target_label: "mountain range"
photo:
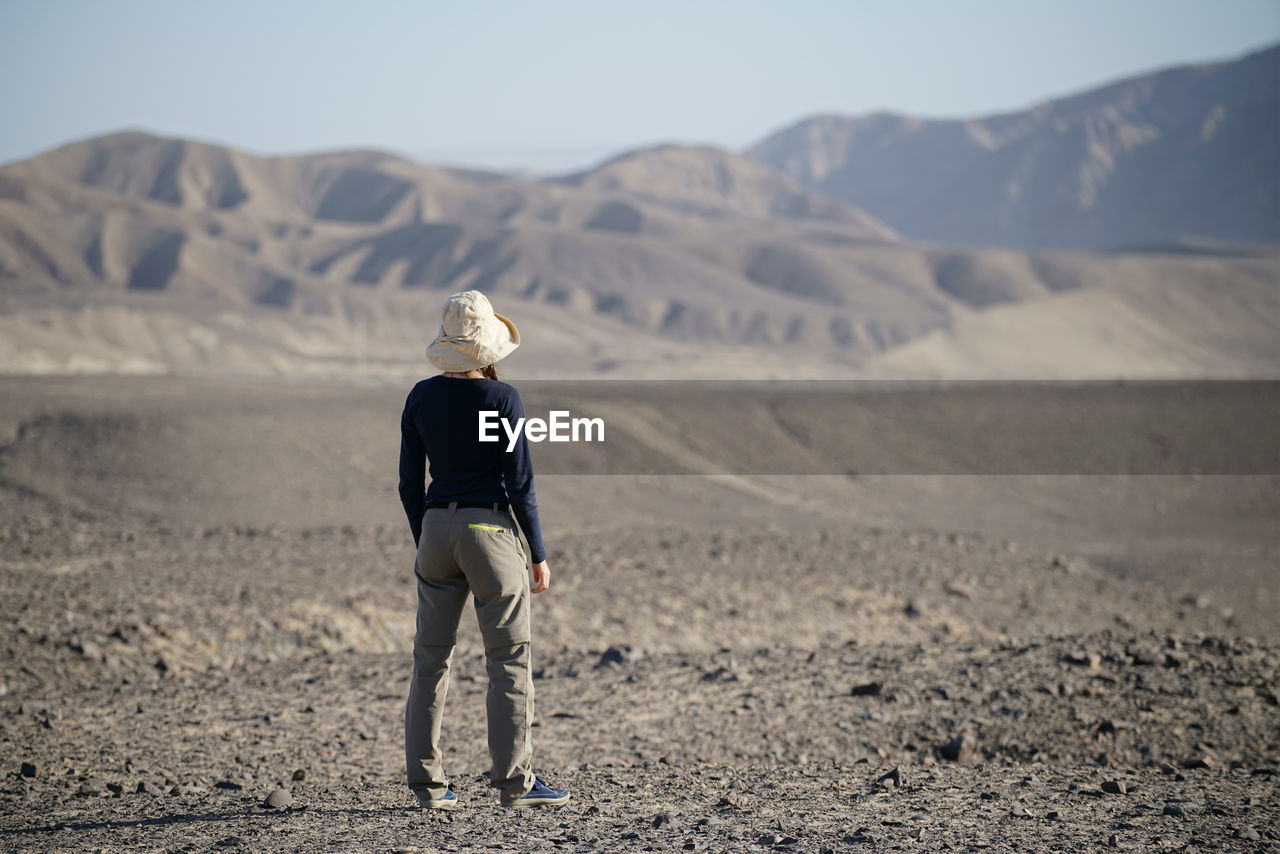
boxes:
[749,42,1279,251]
[0,44,1276,380]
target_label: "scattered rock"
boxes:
[19,762,36,778]
[701,667,738,683]
[875,766,902,788]
[1101,780,1127,795]
[1064,650,1102,669]
[1162,803,1186,817]
[596,644,641,668]
[850,683,882,697]
[1009,805,1033,818]
[756,834,798,847]
[1233,826,1261,841]
[135,781,162,795]
[717,794,751,810]
[291,769,306,781]
[1128,648,1160,666]
[1183,755,1214,770]
[214,780,242,790]
[944,580,975,599]
[1107,833,1119,848]
[938,733,979,764]
[76,641,105,662]
[263,788,293,809]
[903,601,921,619]
[19,701,50,717]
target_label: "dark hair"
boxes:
[481,364,499,380]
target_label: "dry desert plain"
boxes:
[0,375,1278,853]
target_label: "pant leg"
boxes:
[405,521,470,798]
[485,641,535,802]
[452,508,535,801]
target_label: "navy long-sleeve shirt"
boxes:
[398,375,547,564]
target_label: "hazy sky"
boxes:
[2,0,1277,171]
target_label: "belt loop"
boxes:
[448,501,458,515]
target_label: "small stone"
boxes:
[1010,805,1033,818]
[1183,755,1214,770]
[876,766,902,788]
[1064,651,1102,669]
[850,683,882,697]
[291,769,306,781]
[1162,803,1186,817]
[135,781,162,795]
[1234,826,1260,841]
[264,788,293,809]
[938,733,979,763]
[1107,833,1119,848]
[77,641,105,663]
[19,762,36,778]
[717,794,751,810]
[596,645,641,668]
[903,601,921,619]
[1129,649,1159,666]
[214,780,242,790]
[651,813,669,829]
[944,580,975,599]
[1101,780,1127,795]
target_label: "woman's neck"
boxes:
[442,370,484,379]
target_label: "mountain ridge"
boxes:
[747,42,1280,250]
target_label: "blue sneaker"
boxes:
[415,788,458,810]
[503,776,570,808]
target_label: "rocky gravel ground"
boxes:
[1,502,1277,852]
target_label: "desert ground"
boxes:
[0,375,1277,853]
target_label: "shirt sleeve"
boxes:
[500,388,547,564]
[398,389,427,546]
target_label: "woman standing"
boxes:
[399,290,569,810]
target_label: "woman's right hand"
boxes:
[531,560,550,594]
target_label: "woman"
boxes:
[399,290,569,810]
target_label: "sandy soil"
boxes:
[1,377,1277,852]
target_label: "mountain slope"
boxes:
[748,43,1280,250]
[550,144,897,238]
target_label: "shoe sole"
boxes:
[502,793,570,808]
[416,796,459,810]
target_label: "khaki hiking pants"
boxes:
[405,503,535,804]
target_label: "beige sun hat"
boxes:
[425,290,520,371]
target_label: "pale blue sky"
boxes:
[2,0,1277,171]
